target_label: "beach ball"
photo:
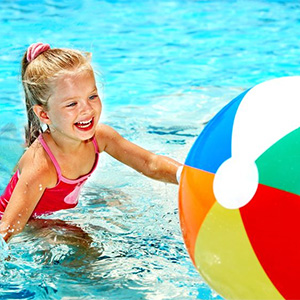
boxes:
[179,76,300,300]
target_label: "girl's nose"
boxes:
[80,100,93,114]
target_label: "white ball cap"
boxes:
[213,158,259,209]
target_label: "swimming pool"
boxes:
[0,0,299,299]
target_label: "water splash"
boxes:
[0,235,9,260]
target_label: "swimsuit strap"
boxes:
[38,135,63,180]
[92,136,100,153]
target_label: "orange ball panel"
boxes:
[179,165,216,264]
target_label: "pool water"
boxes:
[1,0,300,299]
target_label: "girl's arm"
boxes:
[96,124,182,184]
[0,148,56,242]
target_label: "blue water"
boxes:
[0,0,299,299]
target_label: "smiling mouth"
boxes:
[75,118,94,130]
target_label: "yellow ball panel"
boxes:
[194,203,284,300]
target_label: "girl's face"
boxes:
[45,69,102,143]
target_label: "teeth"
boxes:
[77,118,92,125]
[76,118,93,128]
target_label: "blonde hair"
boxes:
[21,47,92,146]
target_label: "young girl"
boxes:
[0,42,182,243]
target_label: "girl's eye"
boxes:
[66,102,77,107]
[89,94,98,100]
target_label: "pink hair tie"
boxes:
[26,42,51,62]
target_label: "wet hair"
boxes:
[21,47,92,146]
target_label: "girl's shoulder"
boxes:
[94,123,120,152]
[17,138,57,188]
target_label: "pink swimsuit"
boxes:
[0,135,99,218]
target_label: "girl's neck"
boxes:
[44,131,87,155]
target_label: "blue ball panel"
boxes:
[185,89,249,174]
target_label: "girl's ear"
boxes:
[33,105,51,125]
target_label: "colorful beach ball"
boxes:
[179,76,300,300]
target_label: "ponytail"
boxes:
[21,52,43,146]
[24,98,43,146]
